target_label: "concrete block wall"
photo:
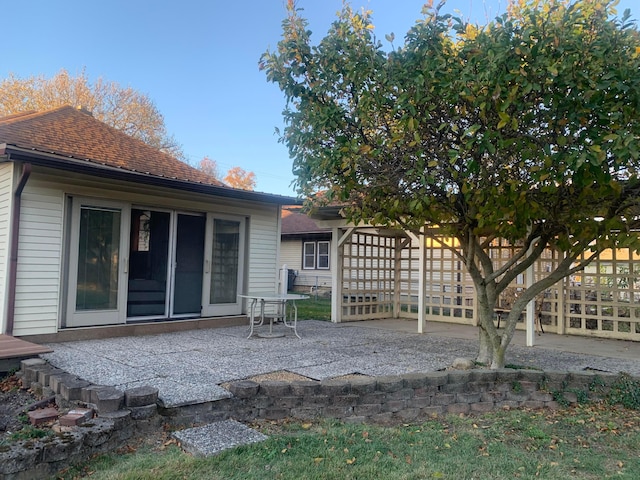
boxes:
[223,369,621,424]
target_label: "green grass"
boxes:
[59,404,640,479]
[296,297,332,321]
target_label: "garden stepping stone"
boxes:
[172,419,268,457]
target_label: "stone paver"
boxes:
[173,420,268,456]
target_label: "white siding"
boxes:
[0,162,14,333]
[12,182,63,336]
[280,238,333,292]
[246,209,280,293]
[11,168,283,335]
[280,240,302,271]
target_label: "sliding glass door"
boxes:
[66,198,245,326]
[127,209,171,318]
[171,213,205,316]
[201,214,245,316]
[67,199,128,327]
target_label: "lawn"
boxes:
[296,296,332,322]
[59,404,640,479]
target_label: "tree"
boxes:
[0,68,184,159]
[198,156,222,179]
[224,166,257,190]
[261,0,640,367]
[197,157,257,190]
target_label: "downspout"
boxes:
[5,162,32,335]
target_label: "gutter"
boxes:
[5,161,31,335]
[2,144,302,206]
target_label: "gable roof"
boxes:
[0,106,299,205]
[281,207,331,235]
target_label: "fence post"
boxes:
[280,264,288,294]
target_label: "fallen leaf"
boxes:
[314,457,324,464]
[346,457,356,465]
[301,423,312,430]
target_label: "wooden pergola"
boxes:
[316,218,640,345]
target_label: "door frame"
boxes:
[126,206,173,321]
[169,211,206,318]
[66,197,130,327]
[201,213,246,317]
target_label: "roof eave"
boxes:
[1,144,301,205]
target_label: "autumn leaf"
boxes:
[346,457,357,465]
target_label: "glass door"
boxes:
[201,215,245,316]
[126,209,171,318]
[171,213,206,316]
[67,199,128,327]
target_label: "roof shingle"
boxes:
[0,105,224,186]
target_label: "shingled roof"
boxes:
[0,106,299,204]
[281,208,331,235]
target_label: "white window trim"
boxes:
[303,241,316,269]
[303,240,330,270]
[317,240,330,270]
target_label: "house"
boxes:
[0,106,298,338]
[280,207,332,295]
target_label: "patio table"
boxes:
[238,292,309,339]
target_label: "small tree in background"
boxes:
[262,0,640,367]
[197,157,257,190]
[198,156,222,179]
[224,166,257,190]
[0,68,184,159]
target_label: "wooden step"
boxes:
[0,334,53,360]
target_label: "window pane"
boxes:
[303,242,316,269]
[76,207,121,310]
[210,219,240,304]
[318,241,330,269]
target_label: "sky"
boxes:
[2,0,637,197]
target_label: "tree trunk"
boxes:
[476,302,507,369]
[477,325,493,366]
[491,344,506,369]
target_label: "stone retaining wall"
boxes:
[3,359,634,479]
[162,369,624,426]
[0,359,161,480]
[228,369,621,424]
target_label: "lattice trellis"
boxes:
[341,229,395,320]
[337,227,640,340]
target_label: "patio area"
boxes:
[39,319,640,409]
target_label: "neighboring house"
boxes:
[280,208,332,294]
[0,106,298,338]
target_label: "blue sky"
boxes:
[2,1,637,197]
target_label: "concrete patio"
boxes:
[40,319,640,409]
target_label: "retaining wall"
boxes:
[161,369,622,427]
[2,359,633,479]
[0,359,161,480]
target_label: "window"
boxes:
[303,241,330,270]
